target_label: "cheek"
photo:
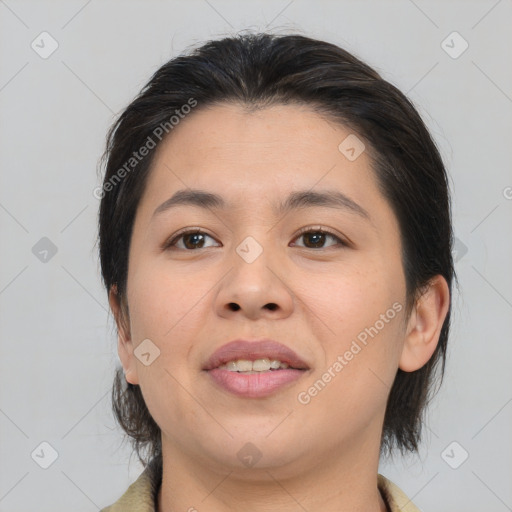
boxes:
[304,261,400,338]
[300,260,404,389]
[127,259,214,341]
[126,261,212,421]
[298,277,404,435]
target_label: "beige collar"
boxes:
[101,460,421,512]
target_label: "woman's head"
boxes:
[98,32,454,469]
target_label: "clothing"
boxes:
[100,457,420,512]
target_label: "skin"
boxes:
[109,103,450,512]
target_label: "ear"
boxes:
[108,285,139,385]
[399,275,450,372]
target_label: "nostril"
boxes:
[265,303,278,311]
[228,303,240,311]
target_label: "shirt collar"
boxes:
[102,458,420,512]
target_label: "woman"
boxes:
[98,32,454,511]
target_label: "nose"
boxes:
[214,240,294,321]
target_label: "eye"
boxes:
[164,229,220,250]
[291,227,348,249]
[163,226,348,251]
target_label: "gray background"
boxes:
[1,1,511,510]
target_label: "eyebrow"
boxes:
[152,188,371,221]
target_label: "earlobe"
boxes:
[117,338,139,385]
[399,275,450,372]
[108,285,139,385]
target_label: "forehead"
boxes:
[154,102,356,164]
[142,102,384,214]
[129,102,404,284]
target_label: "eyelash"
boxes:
[163,226,348,251]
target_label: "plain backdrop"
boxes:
[1,1,511,511]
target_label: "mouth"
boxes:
[202,339,310,398]
[203,339,310,371]
[216,358,301,373]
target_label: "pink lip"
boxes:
[202,339,310,371]
[202,339,310,398]
[207,368,305,398]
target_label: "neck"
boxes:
[156,431,388,512]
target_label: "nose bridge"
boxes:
[231,230,281,291]
[214,229,294,319]
[235,233,268,266]
[229,206,280,266]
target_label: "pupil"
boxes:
[305,232,325,248]
[182,232,326,249]
[185,233,204,249]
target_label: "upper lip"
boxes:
[203,339,310,371]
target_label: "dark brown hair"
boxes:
[98,31,456,466]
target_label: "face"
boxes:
[114,103,411,476]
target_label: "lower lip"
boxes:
[206,368,306,398]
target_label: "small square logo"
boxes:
[441,32,469,59]
[441,441,469,469]
[237,442,262,467]
[236,236,263,264]
[452,237,468,263]
[32,237,58,263]
[31,441,59,469]
[134,338,161,366]
[338,134,365,161]
[31,31,59,59]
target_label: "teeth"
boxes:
[218,359,290,372]
[252,358,271,371]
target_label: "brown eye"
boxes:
[165,230,220,250]
[292,228,346,249]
